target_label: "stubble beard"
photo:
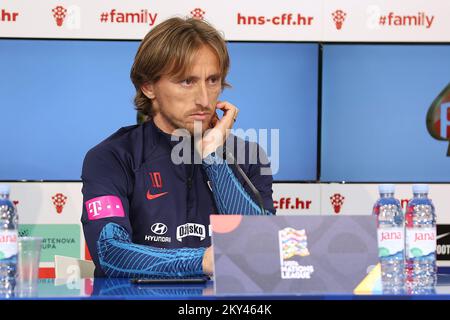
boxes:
[155,107,214,136]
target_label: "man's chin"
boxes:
[185,120,211,135]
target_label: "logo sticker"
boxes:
[330,193,345,214]
[146,191,168,201]
[279,228,310,260]
[426,83,450,156]
[147,172,168,200]
[52,6,67,27]
[151,223,168,235]
[278,227,314,279]
[52,193,67,214]
[85,195,124,220]
[331,9,346,30]
[191,8,205,20]
[145,223,171,243]
[176,223,206,242]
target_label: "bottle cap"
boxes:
[412,184,429,194]
[378,184,395,194]
[0,184,10,195]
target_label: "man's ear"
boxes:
[141,83,155,99]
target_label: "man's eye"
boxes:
[209,77,219,85]
[181,78,194,86]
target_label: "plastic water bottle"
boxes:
[405,184,437,289]
[372,184,405,293]
[0,185,18,298]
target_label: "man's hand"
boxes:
[202,246,214,276]
[198,101,239,159]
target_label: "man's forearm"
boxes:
[97,222,206,278]
[202,152,272,215]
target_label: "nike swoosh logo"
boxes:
[146,191,168,200]
[437,232,450,240]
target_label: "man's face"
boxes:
[143,45,222,135]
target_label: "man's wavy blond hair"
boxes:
[130,17,230,118]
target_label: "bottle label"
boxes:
[406,227,436,258]
[377,227,404,257]
[0,230,18,259]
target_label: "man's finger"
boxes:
[210,112,219,128]
[216,101,235,111]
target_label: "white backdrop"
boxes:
[0,0,449,41]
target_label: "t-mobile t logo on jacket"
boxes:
[85,195,125,220]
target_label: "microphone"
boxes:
[223,150,267,215]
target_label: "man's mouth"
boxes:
[190,112,209,121]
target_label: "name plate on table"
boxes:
[210,215,378,295]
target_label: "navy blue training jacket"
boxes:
[81,120,275,277]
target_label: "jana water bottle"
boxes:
[372,184,405,292]
[405,184,437,289]
[0,185,18,298]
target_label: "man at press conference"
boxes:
[80,17,275,278]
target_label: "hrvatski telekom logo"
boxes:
[426,83,450,156]
[52,6,67,27]
[190,8,205,20]
[330,193,345,214]
[331,9,346,30]
[52,193,67,214]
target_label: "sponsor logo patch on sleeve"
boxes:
[85,195,125,220]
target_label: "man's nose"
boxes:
[195,82,209,108]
